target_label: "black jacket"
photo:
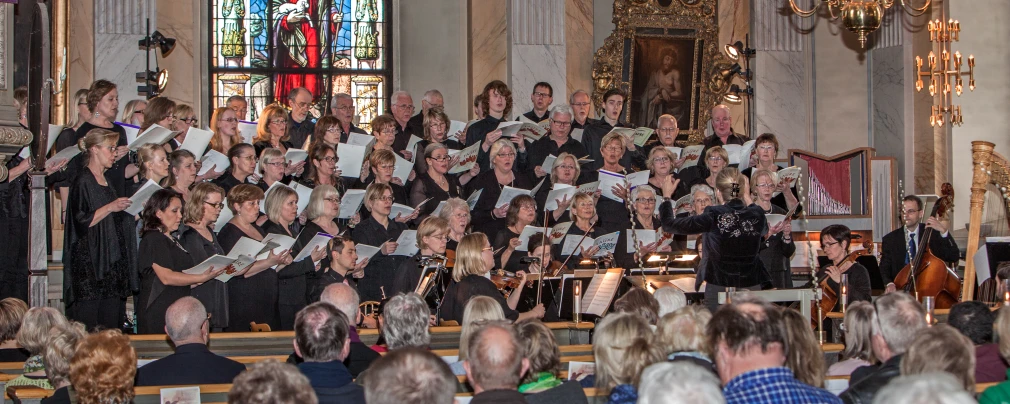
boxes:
[840,355,902,404]
[134,343,245,386]
[878,224,960,285]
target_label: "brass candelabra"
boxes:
[914,14,975,127]
[788,0,931,48]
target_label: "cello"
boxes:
[893,183,961,308]
[812,239,874,324]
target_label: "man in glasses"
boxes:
[526,104,587,181]
[569,89,596,130]
[406,89,443,137]
[700,104,749,164]
[878,195,960,289]
[389,90,417,156]
[286,87,316,149]
[329,93,369,141]
[518,82,554,123]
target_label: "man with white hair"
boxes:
[653,286,687,317]
[406,89,443,136]
[389,90,416,155]
[840,291,927,404]
[135,297,245,386]
[526,104,588,180]
[639,362,725,404]
[878,373,977,404]
[329,93,368,141]
[569,90,595,129]
[381,293,431,350]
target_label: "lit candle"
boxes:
[573,280,582,323]
[923,296,935,326]
[725,287,736,305]
[840,274,849,313]
[1003,279,1010,307]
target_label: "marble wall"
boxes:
[67,0,94,98]
[509,0,567,117]
[93,0,156,111]
[155,0,203,114]
[396,0,469,119]
[869,45,905,185]
[751,0,811,152]
[469,0,508,109]
[565,0,594,107]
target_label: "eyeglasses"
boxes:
[204,201,225,210]
[635,198,656,204]
[758,145,776,151]
[556,164,576,170]
[269,119,287,125]
[756,183,775,188]
[519,204,535,211]
[177,117,198,125]
[497,153,516,159]
[707,156,725,162]
[395,104,416,111]
[265,161,288,167]
[652,157,671,163]
[374,196,394,202]
[133,110,145,115]
[428,121,447,130]
[533,91,552,98]
[427,155,450,162]
[325,127,340,133]
[571,102,590,107]
[321,156,337,163]
[324,197,341,203]
[377,164,395,170]
[294,102,311,109]
[336,105,355,111]
[902,209,921,215]
[238,155,256,161]
[604,146,623,153]
[552,120,571,127]
[380,128,396,135]
[220,117,238,123]
[822,240,840,248]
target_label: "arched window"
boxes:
[209,0,391,130]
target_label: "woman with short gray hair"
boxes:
[380,293,431,350]
[465,138,533,235]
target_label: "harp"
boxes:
[963,141,1010,301]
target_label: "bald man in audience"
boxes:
[464,321,530,404]
[289,283,380,377]
[294,302,365,404]
[363,347,458,404]
[135,297,245,386]
[840,291,927,404]
[710,295,841,404]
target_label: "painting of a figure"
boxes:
[270,0,349,103]
[630,36,696,129]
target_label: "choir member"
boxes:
[464,80,518,172]
[465,138,532,235]
[527,104,587,183]
[683,146,728,191]
[816,224,872,310]
[253,104,295,157]
[410,143,463,224]
[407,89,443,138]
[581,132,632,236]
[209,106,243,155]
[494,195,538,272]
[358,149,415,220]
[296,184,358,271]
[256,148,295,192]
[75,80,134,197]
[300,143,345,194]
[166,103,197,151]
[752,169,796,289]
[582,88,635,170]
[533,152,580,225]
[311,236,368,302]
[218,184,290,331]
[120,99,146,126]
[226,95,248,125]
[440,233,544,324]
[740,133,800,213]
[557,192,602,269]
[437,197,471,252]
[615,186,671,269]
[310,115,341,149]
[392,216,450,295]
[63,129,138,331]
[330,93,369,140]
[139,97,176,134]
[369,114,401,156]
[701,105,748,151]
[389,91,417,156]
[136,189,224,334]
[352,183,410,302]
[177,183,235,331]
[412,106,463,176]
[53,89,91,217]
[645,146,688,200]
[519,82,553,122]
[285,87,316,150]
[213,143,256,194]
[262,184,326,330]
[569,90,595,129]
[128,144,169,196]
[163,150,198,202]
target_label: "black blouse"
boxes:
[410,171,462,224]
[263,220,315,310]
[351,215,408,302]
[816,261,872,312]
[440,274,518,323]
[137,230,195,334]
[76,122,130,196]
[217,222,279,331]
[465,169,533,236]
[177,224,230,329]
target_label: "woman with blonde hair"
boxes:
[581,132,633,236]
[593,312,663,403]
[449,295,505,375]
[465,138,533,235]
[392,216,450,295]
[296,184,356,270]
[0,298,28,361]
[351,183,410,302]
[263,184,325,330]
[70,329,137,404]
[902,324,976,393]
[752,168,795,289]
[53,89,93,151]
[209,106,243,154]
[782,307,827,387]
[557,192,602,269]
[64,128,138,331]
[162,149,198,202]
[255,147,295,192]
[6,307,69,389]
[533,152,580,224]
[120,100,148,129]
[689,146,729,190]
[656,305,714,373]
[440,233,544,324]
[128,144,170,196]
[253,104,293,157]
[740,133,800,213]
[42,322,88,402]
[827,301,877,376]
[177,182,238,331]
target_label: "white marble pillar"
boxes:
[869,7,907,183]
[508,0,567,117]
[94,0,156,107]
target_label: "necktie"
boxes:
[906,234,917,264]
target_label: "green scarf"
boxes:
[518,372,563,394]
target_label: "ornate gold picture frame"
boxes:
[592,0,731,145]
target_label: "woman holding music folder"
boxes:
[556,192,602,270]
[466,138,533,235]
[136,189,224,334]
[740,133,800,214]
[579,132,633,236]
[75,80,133,197]
[217,184,290,331]
[493,194,539,272]
[262,184,326,330]
[352,183,411,302]
[752,169,796,289]
[410,143,464,224]
[213,143,257,194]
[392,216,451,296]
[300,143,348,195]
[253,104,294,157]
[296,185,358,272]
[614,186,672,269]
[177,183,236,331]
[256,148,295,192]
[534,152,581,225]
[440,233,545,324]
[438,197,471,252]
[209,106,243,155]
[659,168,788,312]
[412,107,462,176]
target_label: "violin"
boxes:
[441,249,456,268]
[490,269,534,298]
[812,239,874,324]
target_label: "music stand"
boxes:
[554,273,598,321]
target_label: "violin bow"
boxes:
[536,208,550,306]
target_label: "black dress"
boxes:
[253,140,295,157]
[217,222,279,331]
[177,224,230,330]
[579,169,633,236]
[756,204,796,289]
[465,169,533,236]
[213,172,247,195]
[264,220,316,331]
[410,171,462,224]
[137,231,195,334]
[63,170,137,331]
[493,227,525,271]
[76,122,130,196]
[351,215,408,302]
[440,274,518,323]
[816,261,872,311]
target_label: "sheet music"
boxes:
[633,127,654,147]
[466,189,482,210]
[355,244,381,265]
[259,182,286,213]
[214,206,234,233]
[449,142,480,174]
[125,180,162,216]
[545,184,575,211]
[237,121,258,144]
[561,234,595,257]
[336,143,366,178]
[627,229,657,251]
[665,146,682,159]
[388,203,415,220]
[338,189,366,219]
[517,225,543,251]
[541,154,558,172]
[391,230,419,256]
[680,145,705,168]
[51,145,82,163]
[494,186,530,208]
[549,222,573,244]
[765,214,786,229]
[118,123,139,145]
[183,254,241,283]
[284,149,309,166]
[598,170,649,202]
[393,152,414,184]
[180,127,214,159]
[430,201,447,216]
[293,232,333,262]
[347,132,374,147]
[290,182,313,215]
[736,140,757,169]
[199,149,231,175]
[570,128,584,143]
[974,244,991,285]
[129,124,178,150]
[581,268,623,316]
[405,135,423,161]
[495,121,523,138]
[448,120,467,141]
[593,231,621,257]
[530,178,546,197]
[257,233,297,262]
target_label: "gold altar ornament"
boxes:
[788,0,931,48]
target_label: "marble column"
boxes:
[67,0,94,99]
[93,0,156,108]
[719,0,750,137]
[565,0,593,105]
[156,0,203,115]
[751,0,812,152]
[508,0,567,117]
[468,0,508,112]
[869,7,907,187]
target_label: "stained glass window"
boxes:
[209,0,391,130]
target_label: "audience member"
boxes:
[135,297,245,386]
[594,312,663,404]
[947,300,1007,383]
[655,305,714,374]
[709,294,841,404]
[228,360,318,404]
[900,324,975,393]
[303,283,380,377]
[0,297,28,361]
[653,287,687,317]
[293,302,365,404]
[840,291,926,404]
[875,373,976,404]
[381,293,431,351]
[781,307,826,388]
[362,347,457,404]
[827,301,877,377]
[464,321,529,404]
[638,362,726,404]
[613,287,660,326]
[8,307,69,389]
[980,307,1010,404]
[40,322,87,404]
[69,330,137,404]
[452,295,505,375]
[516,319,589,404]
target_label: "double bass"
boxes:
[893,183,961,308]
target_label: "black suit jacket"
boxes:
[878,224,960,285]
[135,343,245,386]
[840,355,902,404]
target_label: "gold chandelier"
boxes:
[914,11,975,126]
[788,0,931,48]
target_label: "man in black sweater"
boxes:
[878,195,960,289]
